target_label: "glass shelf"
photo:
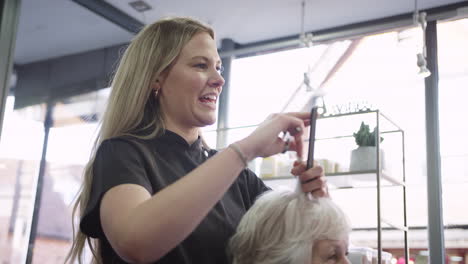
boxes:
[261,170,405,190]
[381,217,409,232]
[257,110,408,264]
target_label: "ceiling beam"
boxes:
[220,1,468,58]
[71,1,468,60]
[71,0,144,34]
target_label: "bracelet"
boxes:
[228,143,249,167]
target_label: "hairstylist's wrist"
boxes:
[234,139,255,164]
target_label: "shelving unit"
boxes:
[261,110,409,264]
[264,169,405,189]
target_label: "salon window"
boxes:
[0,97,45,263]
[227,19,468,261]
[226,43,344,143]
[0,89,109,263]
[437,17,468,262]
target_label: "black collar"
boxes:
[155,130,203,152]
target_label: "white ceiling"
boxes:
[14,0,134,64]
[13,0,466,65]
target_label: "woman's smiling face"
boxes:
[158,32,225,130]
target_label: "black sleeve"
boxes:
[80,138,153,238]
[244,169,271,207]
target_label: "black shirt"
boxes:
[80,130,270,264]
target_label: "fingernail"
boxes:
[295,127,302,133]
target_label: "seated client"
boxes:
[229,189,351,264]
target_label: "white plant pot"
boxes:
[350,146,384,172]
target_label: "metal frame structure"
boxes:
[216,38,235,149]
[263,109,409,263]
[72,0,144,33]
[0,0,21,141]
[323,110,409,264]
[424,21,446,264]
[375,110,409,264]
[25,103,55,264]
[218,2,468,59]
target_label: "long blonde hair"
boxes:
[65,17,214,264]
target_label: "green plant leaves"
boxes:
[353,121,383,146]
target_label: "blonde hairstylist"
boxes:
[66,17,328,264]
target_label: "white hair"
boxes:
[228,190,351,264]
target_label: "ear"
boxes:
[151,79,161,91]
[152,71,167,92]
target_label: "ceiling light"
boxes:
[299,0,313,47]
[415,13,431,78]
[129,0,152,12]
[413,0,431,78]
[417,53,431,78]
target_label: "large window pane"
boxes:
[29,89,109,264]
[228,42,351,128]
[229,27,428,262]
[0,97,45,263]
[322,28,427,262]
[438,17,468,262]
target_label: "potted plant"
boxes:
[349,122,384,171]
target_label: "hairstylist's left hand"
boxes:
[290,161,329,198]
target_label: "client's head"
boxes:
[229,190,351,264]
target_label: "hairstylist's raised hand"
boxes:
[290,161,329,198]
[236,112,310,162]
